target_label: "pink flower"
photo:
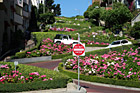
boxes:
[137,62,140,66]
[41,75,46,78]
[29,77,33,79]
[21,76,25,79]
[26,78,28,81]
[43,79,47,81]
[49,78,53,80]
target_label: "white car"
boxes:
[106,39,132,48]
[54,34,80,44]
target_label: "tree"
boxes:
[130,21,140,39]
[39,12,55,24]
[29,6,38,31]
[101,3,133,31]
[89,8,104,26]
[54,4,61,16]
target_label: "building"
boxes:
[31,0,45,9]
[131,12,140,26]
[0,0,31,57]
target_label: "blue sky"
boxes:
[54,0,92,17]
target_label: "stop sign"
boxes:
[73,44,85,56]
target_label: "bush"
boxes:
[39,12,55,24]
[58,62,140,88]
[0,62,70,92]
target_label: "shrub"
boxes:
[58,62,140,88]
[0,62,70,92]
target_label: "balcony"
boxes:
[15,0,23,7]
[23,10,29,18]
[14,13,23,25]
[0,0,6,10]
[23,0,29,4]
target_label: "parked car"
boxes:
[106,39,132,48]
[54,34,80,44]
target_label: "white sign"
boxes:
[73,44,85,56]
[14,61,18,66]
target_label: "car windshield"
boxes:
[69,35,72,39]
[54,35,63,39]
[121,40,128,43]
[111,41,120,45]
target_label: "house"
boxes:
[0,0,31,57]
[131,12,140,26]
[31,0,45,9]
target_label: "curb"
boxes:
[73,79,140,91]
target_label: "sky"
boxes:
[54,0,92,17]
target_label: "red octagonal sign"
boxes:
[73,44,85,56]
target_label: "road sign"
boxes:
[73,44,85,56]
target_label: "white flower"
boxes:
[128,71,132,74]
[107,62,110,66]
[89,71,92,74]
[111,62,115,65]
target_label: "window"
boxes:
[121,40,128,44]
[19,0,22,4]
[16,5,22,16]
[69,35,72,39]
[23,2,28,12]
[111,41,120,45]
[54,35,62,39]
[63,36,68,40]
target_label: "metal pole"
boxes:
[77,56,80,90]
[77,33,80,90]
[15,65,16,71]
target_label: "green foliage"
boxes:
[0,62,70,92]
[39,12,55,24]
[58,64,140,88]
[54,4,61,16]
[130,21,140,39]
[15,51,26,58]
[52,53,72,59]
[84,11,89,18]
[101,3,133,30]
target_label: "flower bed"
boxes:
[0,62,70,92]
[0,64,53,84]
[49,27,76,32]
[81,40,109,46]
[26,38,72,58]
[64,47,140,81]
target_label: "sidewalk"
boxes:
[18,83,86,93]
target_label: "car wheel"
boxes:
[56,41,61,44]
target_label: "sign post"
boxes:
[14,61,18,71]
[73,33,85,91]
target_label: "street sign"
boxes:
[73,44,85,56]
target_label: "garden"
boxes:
[58,45,140,88]
[0,61,70,92]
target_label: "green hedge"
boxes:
[52,53,72,59]
[0,62,70,92]
[58,62,140,88]
[0,78,68,92]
